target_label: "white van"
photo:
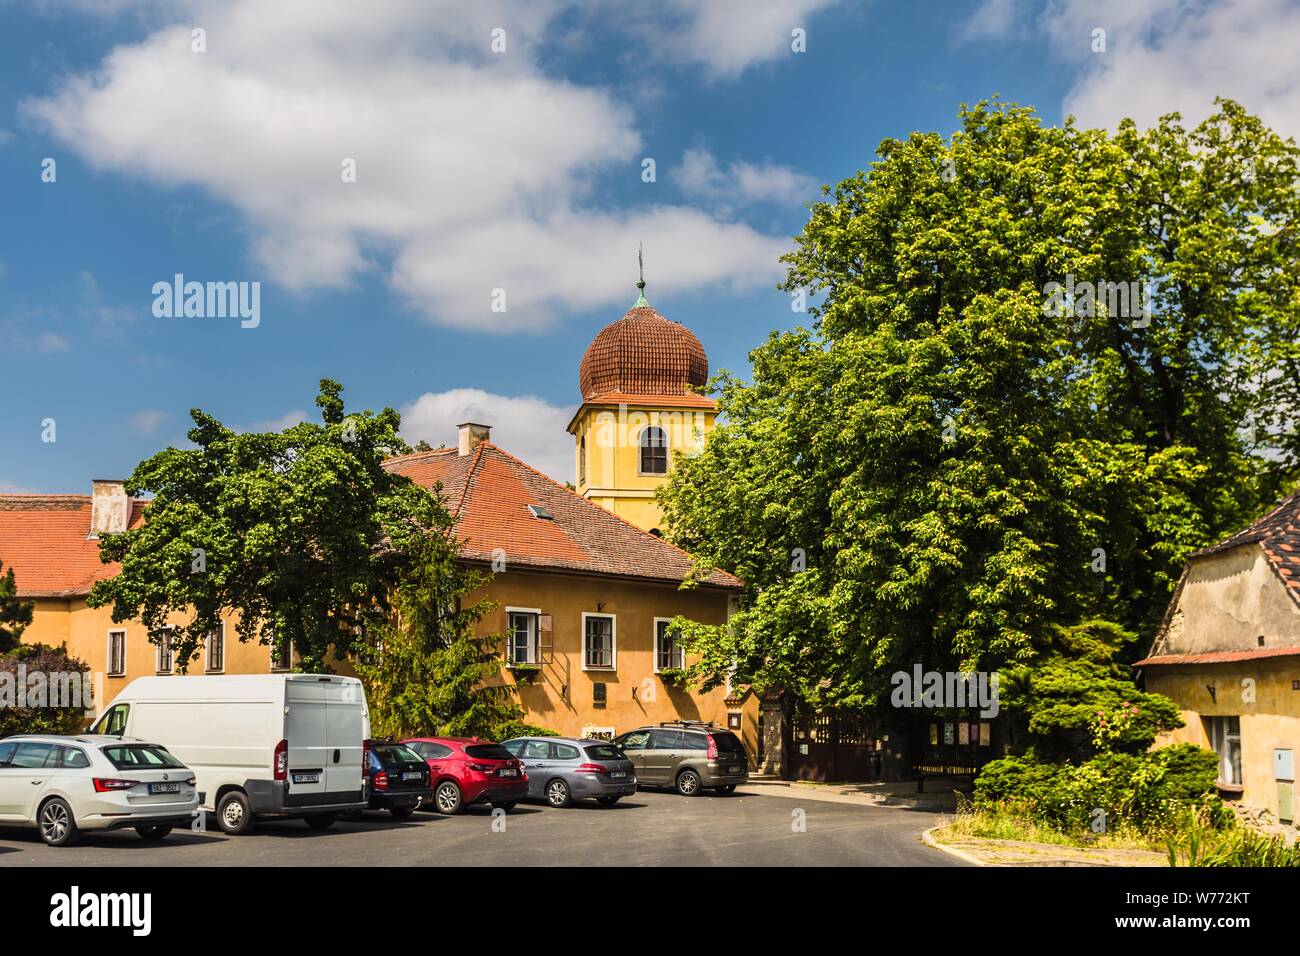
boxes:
[90,674,370,835]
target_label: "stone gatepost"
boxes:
[758,686,790,778]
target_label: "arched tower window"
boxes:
[640,425,668,475]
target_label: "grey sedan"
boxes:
[501,737,637,807]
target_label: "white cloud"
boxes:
[400,388,576,481]
[656,0,844,79]
[676,147,818,210]
[22,0,798,332]
[0,479,36,494]
[129,408,169,433]
[37,332,70,353]
[956,0,1025,44]
[960,0,1300,140]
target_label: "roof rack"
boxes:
[657,720,716,729]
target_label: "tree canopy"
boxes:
[0,559,34,654]
[660,99,1300,711]
[89,380,443,672]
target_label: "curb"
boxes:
[922,825,990,866]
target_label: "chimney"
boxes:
[90,480,130,538]
[457,422,491,456]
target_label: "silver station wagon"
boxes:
[502,737,637,807]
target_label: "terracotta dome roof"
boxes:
[579,303,709,402]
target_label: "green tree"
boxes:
[355,525,552,740]
[0,644,92,737]
[660,99,1300,709]
[89,380,441,672]
[0,559,34,654]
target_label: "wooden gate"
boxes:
[788,713,878,782]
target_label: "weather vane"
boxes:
[635,242,648,306]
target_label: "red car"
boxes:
[402,737,528,814]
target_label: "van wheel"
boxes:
[135,825,173,840]
[389,803,417,819]
[434,781,463,815]
[545,779,572,808]
[39,798,79,847]
[217,791,255,835]
[304,813,336,830]
[676,769,702,796]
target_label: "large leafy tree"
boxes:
[0,559,34,653]
[89,380,444,672]
[354,536,553,740]
[661,99,1299,710]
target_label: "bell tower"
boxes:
[567,267,716,534]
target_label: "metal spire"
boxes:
[635,242,649,307]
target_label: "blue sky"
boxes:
[2,0,1295,489]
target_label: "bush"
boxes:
[0,644,94,737]
[974,745,1226,832]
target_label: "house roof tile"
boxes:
[0,495,146,597]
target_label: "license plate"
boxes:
[609,771,627,779]
[498,768,518,777]
[292,772,320,784]
[728,766,741,774]
[149,782,180,794]
[402,772,423,781]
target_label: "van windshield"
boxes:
[102,745,186,771]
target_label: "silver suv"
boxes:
[612,722,749,796]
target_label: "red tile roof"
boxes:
[1133,647,1300,667]
[579,305,709,402]
[0,495,146,597]
[1192,488,1300,604]
[383,442,741,590]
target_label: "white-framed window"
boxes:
[654,618,684,672]
[1205,715,1242,786]
[152,627,174,674]
[206,623,225,673]
[639,425,668,475]
[507,608,541,665]
[582,613,616,670]
[269,630,292,672]
[106,630,127,677]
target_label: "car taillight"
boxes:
[373,771,388,790]
[468,763,493,772]
[185,776,196,787]
[274,739,288,781]
[575,763,607,774]
[93,778,140,792]
[362,738,372,779]
[706,735,718,760]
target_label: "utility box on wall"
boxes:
[1276,748,1294,824]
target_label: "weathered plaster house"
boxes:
[1136,490,1300,824]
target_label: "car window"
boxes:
[584,744,622,761]
[0,742,16,767]
[58,746,91,769]
[522,740,551,759]
[102,745,186,770]
[682,732,709,750]
[501,740,524,756]
[618,730,651,750]
[422,743,453,759]
[464,744,515,761]
[375,744,422,765]
[709,732,746,755]
[650,730,685,750]
[554,743,580,760]
[12,743,57,768]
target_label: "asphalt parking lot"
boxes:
[0,787,963,866]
